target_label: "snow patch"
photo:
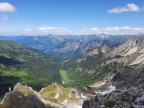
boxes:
[81,94,86,99]
[62,99,68,104]
[95,85,116,95]
[74,105,82,108]
[55,93,59,98]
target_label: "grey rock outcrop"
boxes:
[112,67,144,89]
[82,87,144,108]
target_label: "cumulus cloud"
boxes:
[100,26,144,34]
[0,2,16,12]
[104,26,144,31]
[104,26,134,31]
[38,27,67,31]
[0,26,144,35]
[36,26,144,35]
[90,27,99,31]
[120,26,132,30]
[79,26,144,35]
[38,27,72,34]
[108,3,140,13]
[105,27,120,31]
[2,14,8,21]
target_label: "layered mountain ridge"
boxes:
[106,39,144,67]
[1,34,144,58]
[52,40,120,58]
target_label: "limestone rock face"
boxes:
[106,39,144,67]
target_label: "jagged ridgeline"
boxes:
[0,40,61,95]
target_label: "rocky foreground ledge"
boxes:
[82,86,144,108]
[0,83,65,108]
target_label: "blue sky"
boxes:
[0,0,144,35]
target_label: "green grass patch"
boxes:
[49,92,56,97]
[60,70,71,84]
[40,84,57,94]
[2,70,28,78]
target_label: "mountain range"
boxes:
[0,35,144,107]
[1,34,144,58]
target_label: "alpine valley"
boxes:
[0,34,144,108]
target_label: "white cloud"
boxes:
[133,28,144,30]
[38,27,67,31]
[36,26,144,35]
[101,27,144,34]
[127,3,140,11]
[2,14,8,21]
[0,2,16,12]
[108,3,140,13]
[90,27,99,31]
[103,27,144,31]
[105,27,120,31]
[78,26,144,35]
[120,26,132,30]
[104,26,133,31]
[0,26,144,35]
[38,27,72,34]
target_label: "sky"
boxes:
[0,0,144,35]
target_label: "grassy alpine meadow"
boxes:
[0,40,62,95]
[60,70,71,84]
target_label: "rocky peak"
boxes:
[82,87,144,108]
[84,45,111,57]
[104,39,144,68]
[82,66,144,108]
[0,83,65,108]
[111,39,144,56]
